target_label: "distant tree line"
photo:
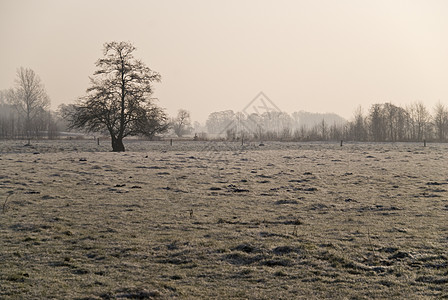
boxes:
[203,101,448,142]
[2,64,447,145]
[0,68,60,141]
[347,102,448,142]
[203,109,346,141]
[0,99,60,140]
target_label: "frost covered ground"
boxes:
[1,140,447,299]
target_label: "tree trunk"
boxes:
[111,136,125,152]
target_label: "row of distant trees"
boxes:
[202,102,448,142]
[1,82,193,142]
[0,68,60,142]
[2,41,447,150]
[2,77,447,144]
[344,102,448,142]
[0,99,60,140]
[204,110,345,141]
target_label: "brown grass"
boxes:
[0,140,447,299]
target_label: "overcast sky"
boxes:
[1,0,448,122]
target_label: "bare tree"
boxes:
[369,104,385,142]
[382,103,408,141]
[8,67,50,144]
[411,102,430,141]
[64,41,165,151]
[433,102,448,142]
[329,122,344,141]
[172,109,192,137]
[319,119,328,140]
[351,106,367,141]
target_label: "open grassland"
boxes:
[1,140,447,299]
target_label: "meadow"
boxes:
[1,140,447,299]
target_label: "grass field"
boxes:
[1,140,447,299]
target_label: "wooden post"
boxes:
[97,138,100,146]
[340,140,343,147]
[241,137,244,146]
[170,139,173,146]
[424,139,426,147]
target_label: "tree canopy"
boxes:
[172,109,192,137]
[65,41,167,151]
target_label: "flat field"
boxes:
[1,140,447,299]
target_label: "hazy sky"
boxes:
[1,0,448,122]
